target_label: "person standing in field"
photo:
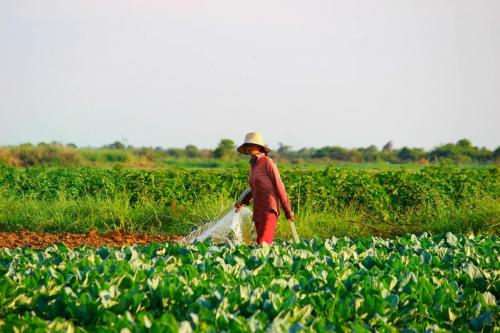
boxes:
[234,132,295,245]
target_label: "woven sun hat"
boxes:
[237,132,271,155]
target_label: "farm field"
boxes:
[0,165,498,238]
[1,233,498,332]
[0,164,498,331]
[3,0,499,331]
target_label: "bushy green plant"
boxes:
[0,234,497,331]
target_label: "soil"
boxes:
[0,230,182,249]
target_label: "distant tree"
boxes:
[294,147,316,161]
[456,138,472,148]
[166,148,185,158]
[277,142,292,155]
[104,141,126,150]
[382,141,393,152]
[380,141,397,162]
[494,146,500,161]
[213,139,236,160]
[429,143,454,161]
[428,139,481,163]
[473,147,494,162]
[398,147,426,162]
[313,146,349,160]
[66,143,77,148]
[358,145,379,162]
[349,150,363,163]
[185,145,201,158]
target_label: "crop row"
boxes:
[0,233,497,331]
[0,165,498,219]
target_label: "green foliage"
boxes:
[0,189,497,237]
[0,165,496,219]
[185,145,201,158]
[103,141,126,150]
[429,138,495,163]
[0,165,497,236]
[8,143,83,167]
[0,234,498,331]
[398,147,426,162]
[1,139,498,167]
[313,146,349,160]
[213,139,237,160]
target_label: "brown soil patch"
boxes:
[0,230,182,249]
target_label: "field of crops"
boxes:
[0,165,498,238]
[1,233,498,332]
[0,164,498,331]
[1,165,497,211]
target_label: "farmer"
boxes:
[234,132,295,245]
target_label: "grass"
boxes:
[1,190,498,239]
[276,196,500,240]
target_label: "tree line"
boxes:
[0,138,498,167]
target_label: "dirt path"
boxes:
[0,230,182,249]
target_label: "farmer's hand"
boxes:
[234,202,244,212]
[286,211,295,222]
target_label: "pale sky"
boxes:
[1,0,499,150]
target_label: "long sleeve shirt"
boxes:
[240,153,293,222]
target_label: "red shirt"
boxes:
[241,153,293,222]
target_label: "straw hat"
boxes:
[237,132,271,154]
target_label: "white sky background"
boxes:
[0,0,499,150]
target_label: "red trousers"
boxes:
[254,211,278,245]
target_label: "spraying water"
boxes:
[182,207,256,245]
